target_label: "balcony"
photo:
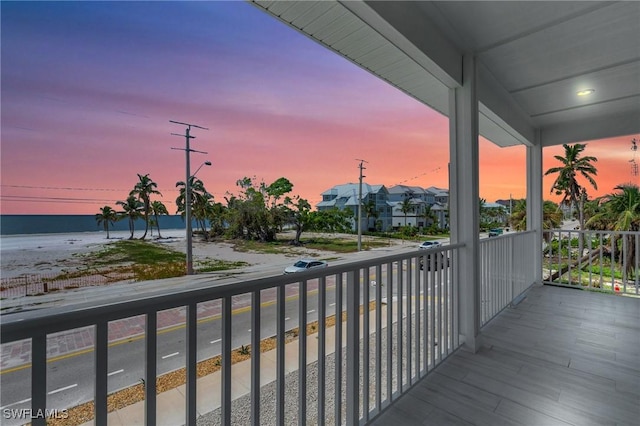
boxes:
[2,231,637,425]
[369,282,640,426]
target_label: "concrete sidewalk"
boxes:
[80,306,390,426]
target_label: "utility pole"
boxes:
[171,120,208,275]
[356,159,368,251]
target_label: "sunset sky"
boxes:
[1,1,637,215]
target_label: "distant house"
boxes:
[384,185,450,230]
[426,186,449,206]
[482,202,509,225]
[388,185,428,228]
[316,183,392,231]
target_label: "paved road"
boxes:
[0,284,347,418]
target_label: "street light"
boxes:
[185,160,211,275]
[193,161,212,176]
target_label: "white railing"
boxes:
[1,245,462,425]
[479,231,536,326]
[543,229,640,295]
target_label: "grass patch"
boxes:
[197,259,249,272]
[233,239,289,254]
[302,237,386,252]
[39,241,250,285]
[88,240,185,266]
[233,236,389,254]
[131,262,186,281]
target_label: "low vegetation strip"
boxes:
[0,241,248,300]
[2,234,400,300]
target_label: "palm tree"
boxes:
[583,197,608,230]
[207,201,228,237]
[176,176,213,237]
[363,199,379,231]
[602,184,640,232]
[150,200,169,238]
[545,143,598,230]
[95,205,118,239]
[479,197,489,229]
[509,199,562,232]
[400,197,415,227]
[117,195,143,239]
[130,174,161,240]
[587,184,640,278]
[420,204,437,229]
[176,177,211,214]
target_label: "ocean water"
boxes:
[0,215,190,235]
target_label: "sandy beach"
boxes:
[0,229,407,280]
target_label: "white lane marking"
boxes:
[48,384,77,395]
[307,309,315,314]
[108,369,124,377]
[285,317,291,321]
[211,339,221,344]
[248,329,251,333]
[329,303,336,307]
[162,352,179,360]
[0,398,31,409]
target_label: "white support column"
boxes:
[449,54,481,353]
[527,131,544,285]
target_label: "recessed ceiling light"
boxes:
[577,89,595,96]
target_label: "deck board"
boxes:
[369,285,640,425]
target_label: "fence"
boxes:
[479,231,537,326]
[0,272,132,298]
[543,229,639,295]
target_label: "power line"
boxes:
[393,166,442,186]
[0,195,117,204]
[0,184,182,193]
[1,184,124,192]
[1,195,117,202]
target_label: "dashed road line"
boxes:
[0,397,31,409]
[48,384,77,395]
[161,352,179,360]
[210,339,221,344]
[108,369,124,377]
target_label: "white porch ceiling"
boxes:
[252,1,640,148]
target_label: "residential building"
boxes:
[481,201,509,226]
[316,183,393,231]
[388,185,428,228]
[426,186,449,206]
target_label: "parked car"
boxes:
[488,228,504,237]
[419,252,449,271]
[418,241,442,249]
[283,259,329,274]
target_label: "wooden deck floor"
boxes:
[370,284,640,426]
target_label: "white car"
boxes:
[283,259,329,274]
[418,241,442,250]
